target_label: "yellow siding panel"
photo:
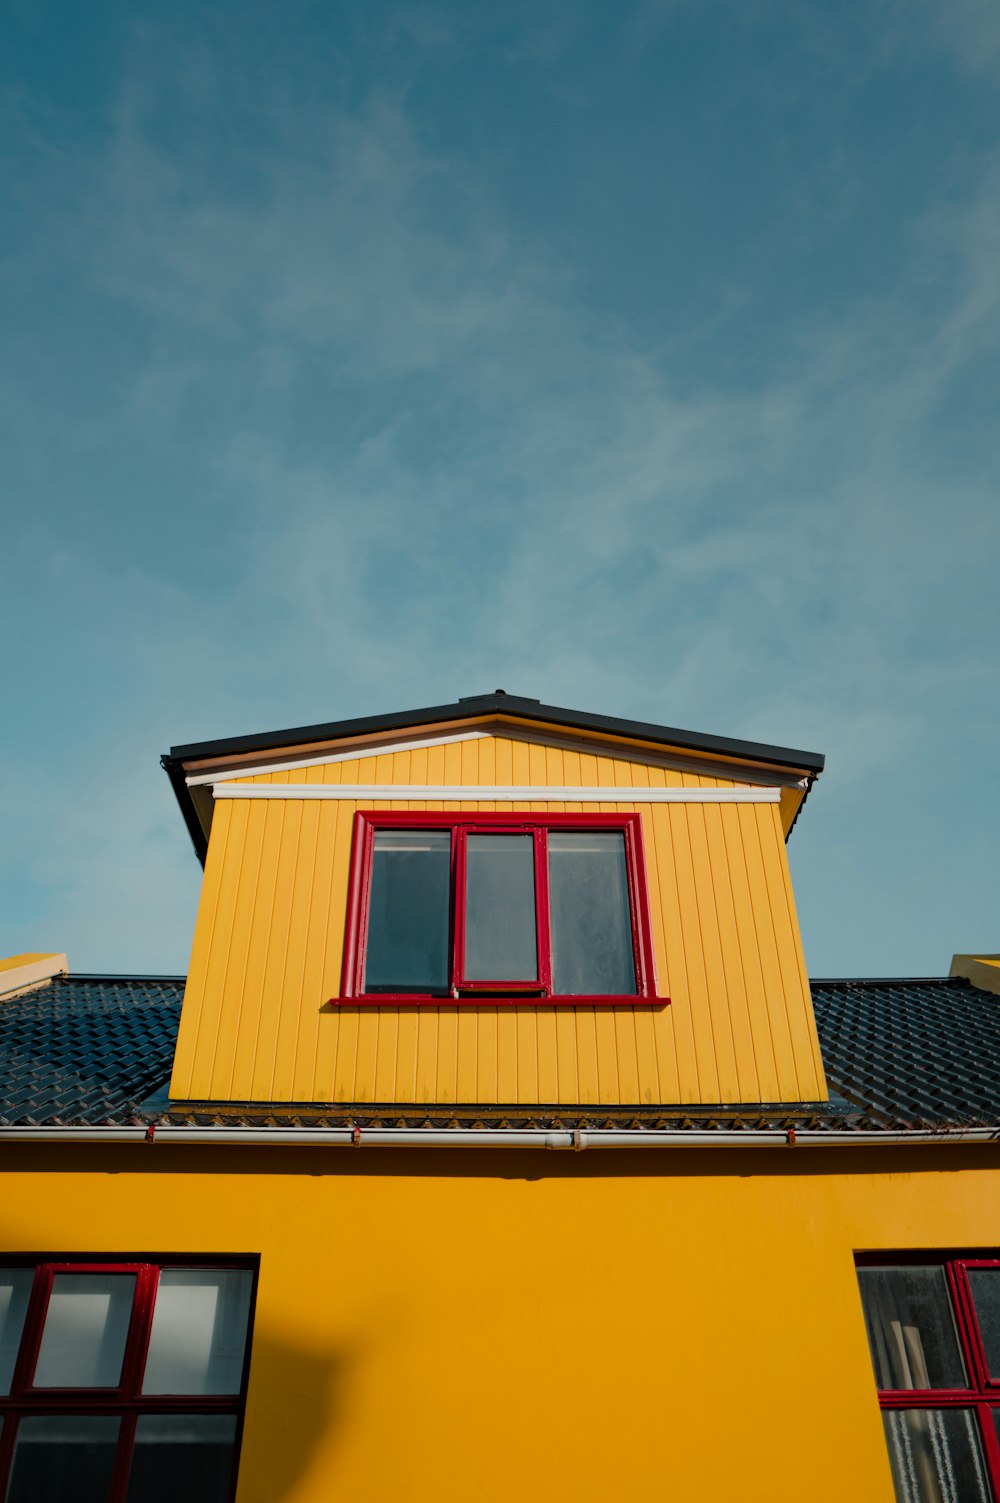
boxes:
[734,802,797,1096]
[169,797,233,1099]
[226,738,746,790]
[630,765,668,1104]
[179,732,824,1108]
[752,804,826,1099]
[249,799,302,1099]
[211,800,269,1098]
[685,805,739,1098]
[271,799,319,1099]
[309,804,352,1101]
[645,807,685,1101]
[702,803,760,1100]
[231,799,286,1097]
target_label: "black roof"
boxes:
[812,977,1000,1128]
[2,974,999,1134]
[162,692,826,863]
[0,975,183,1127]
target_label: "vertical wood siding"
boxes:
[170,737,827,1106]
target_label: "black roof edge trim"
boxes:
[161,1097,837,1117]
[810,976,963,987]
[162,755,210,863]
[57,973,188,983]
[163,693,826,774]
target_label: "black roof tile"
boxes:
[811,977,1000,1129]
[0,975,183,1126]
[1,974,998,1133]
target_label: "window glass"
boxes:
[858,1267,966,1390]
[125,1414,238,1503]
[364,830,450,993]
[882,1408,992,1503]
[0,1270,33,1395]
[968,1270,1000,1379]
[143,1270,253,1395]
[33,1273,136,1389]
[548,832,636,995]
[464,834,537,981]
[6,1415,120,1503]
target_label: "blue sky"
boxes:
[1,0,998,977]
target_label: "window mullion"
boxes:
[956,1261,1000,1394]
[109,1408,138,1503]
[120,1265,157,1400]
[534,827,552,995]
[9,1265,52,1395]
[0,1412,17,1501]
[976,1399,1000,1503]
[451,825,466,994]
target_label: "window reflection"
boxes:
[6,1415,120,1503]
[143,1270,253,1395]
[883,1408,991,1503]
[0,1270,33,1395]
[365,830,451,993]
[125,1414,238,1503]
[33,1274,136,1389]
[548,831,636,995]
[464,835,537,981]
[857,1267,966,1390]
[968,1270,1000,1379]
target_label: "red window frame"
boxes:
[336,811,663,1006]
[857,1250,1000,1498]
[0,1256,257,1503]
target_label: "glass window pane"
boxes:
[125,1414,238,1503]
[364,830,450,993]
[968,1270,1000,1378]
[883,1408,991,1503]
[143,1270,253,1395]
[464,834,537,981]
[548,832,636,996]
[858,1268,966,1390]
[6,1415,120,1503]
[33,1273,135,1388]
[0,1268,33,1394]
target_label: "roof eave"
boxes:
[162,693,826,865]
[164,693,826,773]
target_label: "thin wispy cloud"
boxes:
[1,1,997,975]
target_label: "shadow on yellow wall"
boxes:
[238,1330,355,1503]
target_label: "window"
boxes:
[339,812,660,1004]
[857,1254,1000,1502]
[0,1259,256,1503]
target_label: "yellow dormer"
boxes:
[163,692,827,1107]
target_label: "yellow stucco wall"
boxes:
[171,734,825,1107]
[5,1142,999,1502]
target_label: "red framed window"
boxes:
[338,811,661,1005]
[856,1252,1000,1502]
[0,1258,257,1503]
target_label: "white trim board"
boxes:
[185,729,491,787]
[212,783,782,804]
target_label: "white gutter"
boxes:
[0,1126,998,1148]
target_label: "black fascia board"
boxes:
[162,692,825,864]
[163,754,208,864]
[163,692,826,774]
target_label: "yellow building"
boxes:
[2,690,1000,1503]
